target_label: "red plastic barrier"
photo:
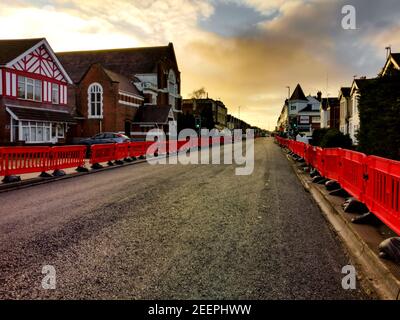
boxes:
[304,144,317,167]
[129,142,146,158]
[364,156,400,235]
[338,150,367,201]
[114,143,130,161]
[90,144,115,164]
[0,146,51,176]
[177,140,188,152]
[322,148,343,182]
[314,147,325,176]
[51,145,86,170]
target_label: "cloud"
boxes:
[1,0,400,129]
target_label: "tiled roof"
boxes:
[7,106,76,123]
[391,53,400,66]
[103,67,142,97]
[133,105,171,124]
[57,44,176,83]
[321,97,339,110]
[0,38,44,65]
[290,84,307,101]
[339,87,351,97]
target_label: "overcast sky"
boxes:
[1,0,398,130]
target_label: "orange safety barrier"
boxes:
[364,156,400,235]
[314,147,325,176]
[51,145,86,171]
[114,143,130,161]
[129,142,147,158]
[0,146,51,176]
[339,150,367,201]
[90,144,116,164]
[322,148,343,182]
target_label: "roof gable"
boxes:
[381,53,400,76]
[2,38,72,84]
[0,38,44,65]
[290,84,307,101]
[57,44,177,84]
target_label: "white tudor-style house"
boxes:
[0,38,75,145]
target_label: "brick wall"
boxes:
[70,64,139,141]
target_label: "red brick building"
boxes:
[57,43,181,139]
[0,38,75,145]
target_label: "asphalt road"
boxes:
[0,138,367,299]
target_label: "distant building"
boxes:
[349,78,374,144]
[320,97,340,129]
[57,43,181,139]
[182,98,227,130]
[338,87,351,135]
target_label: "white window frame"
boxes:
[52,83,59,104]
[88,83,103,119]
[17,76,42,102]
[20,121,52,143]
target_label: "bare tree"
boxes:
[190,87,207,99]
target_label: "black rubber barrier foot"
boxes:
[124,158,133,163]
[378,237,400,264]
[2,175,21,183]
[316,178,328,185]
[39,171,53,178]
[107,161,114,166]
[115,160,124,165]
[91,163,103,170]
[139,155,145,160]
[325,180,341,191]
[352,212,382,226]
[52,169,66,177]
[131,157,137,161]
[76,166,89,173]
[343,198,369,214]
[154,153,159,157]
[312,175,324,183]
[329,188,350,198]
[310,169,320,178]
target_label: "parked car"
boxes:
[79,132,131,157]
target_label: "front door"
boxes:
[125,121,131,137]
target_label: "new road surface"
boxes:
[0,138,367,299]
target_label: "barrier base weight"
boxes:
[91,163,103,170]
[2,175,21,183]
[39,171,53,178]
[52,169,66,177]
[379,237,400,264]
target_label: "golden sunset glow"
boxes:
[1,0,397,130]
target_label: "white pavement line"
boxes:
[284,149,400,300]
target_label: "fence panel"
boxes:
[338,150,367,201]
[114,143,130,161]
[90,144,116,164]
[51,145,86,171]
[323,148,343,182]
[364,156,400,235]
[129,142,146,158]
[0,146,51,176]
[314,147,325,176]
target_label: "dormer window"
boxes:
[88,83,103,118]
